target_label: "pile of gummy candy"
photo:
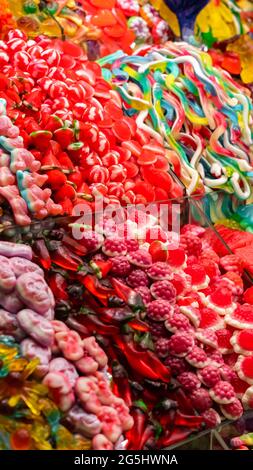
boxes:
[0,0,252,454]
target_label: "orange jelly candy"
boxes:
[91,10,117,27]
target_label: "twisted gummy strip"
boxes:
[99,42,253,201]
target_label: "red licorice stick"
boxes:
[138,425,155,450]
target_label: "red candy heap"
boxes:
[0,29,182,223]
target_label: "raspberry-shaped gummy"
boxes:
[168,332,194,357]
[164,356,188,375]
[155,338,170,358]
[181,224,205,238]
[165,313,192,333]
[219,365,237,383]
[185,346,208,368]
[125,239,139,252]
[147,262,173,281]
[201,408,221,429]
[190,388,213,412]
[127,249,152,268]
[82,230,104,252]
[178,372,201,392]
[102,238,127,257]
[220,254,243,274]
[220,398,243,420]
[150,280,176,302]
[134,286,152,306]
[148,320,169,340]
[147,299,174,322]
[126,269,149,288]
[207,349,224,367]
[180,232,202,257]
[197,365,221,388]
[195,328,218,349]
[209,381,236,404]
[110,256,131,277]
[199,249,220,265]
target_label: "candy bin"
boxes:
[0,192,252,451]
[0,239,133,450]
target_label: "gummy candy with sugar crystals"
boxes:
[99,41,253,201]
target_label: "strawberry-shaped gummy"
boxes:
[167,332,194,357]
[197,366,221,388]
[127,249,152,269]
[225,304,253,329]
[180,233,202,257]
[179,305,201,329]
[235,356,253,385]
[126,269,149,288]
[231,329,253,355]
[165,313,192,333]
[147,299,174,322]
[220,398,243,420]
[190,388,213,413]
[195,328,218,348]
[209,381,236,404]
[216,329,233,354]
[134,286,152,306]
[147,262,173,281]
[102,238,127,257]
[110,256,131,277]
[164,356,188,375]
[166,247,186,270]
[178,372,201,393]
[155,338,171,358]
[201,408,221,429]
[185,346,208,368]
[150,280,176,302]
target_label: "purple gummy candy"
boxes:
[17,309,54,347]
[49,358,78,388]
[0,255,16,292]
[67,405,102,437]
[16,272,53,314]
[0,308,25,340]
[21,338,51,377]
[0,241,32,259]
[9,257,44,278]
[0,290,24,313]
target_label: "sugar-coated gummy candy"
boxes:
[16,272,54,314]
[17,309,54,347]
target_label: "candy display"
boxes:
[100,42,253,199]
[0,0,252,454]
[0,240,133,449]
[0,210,252,450]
